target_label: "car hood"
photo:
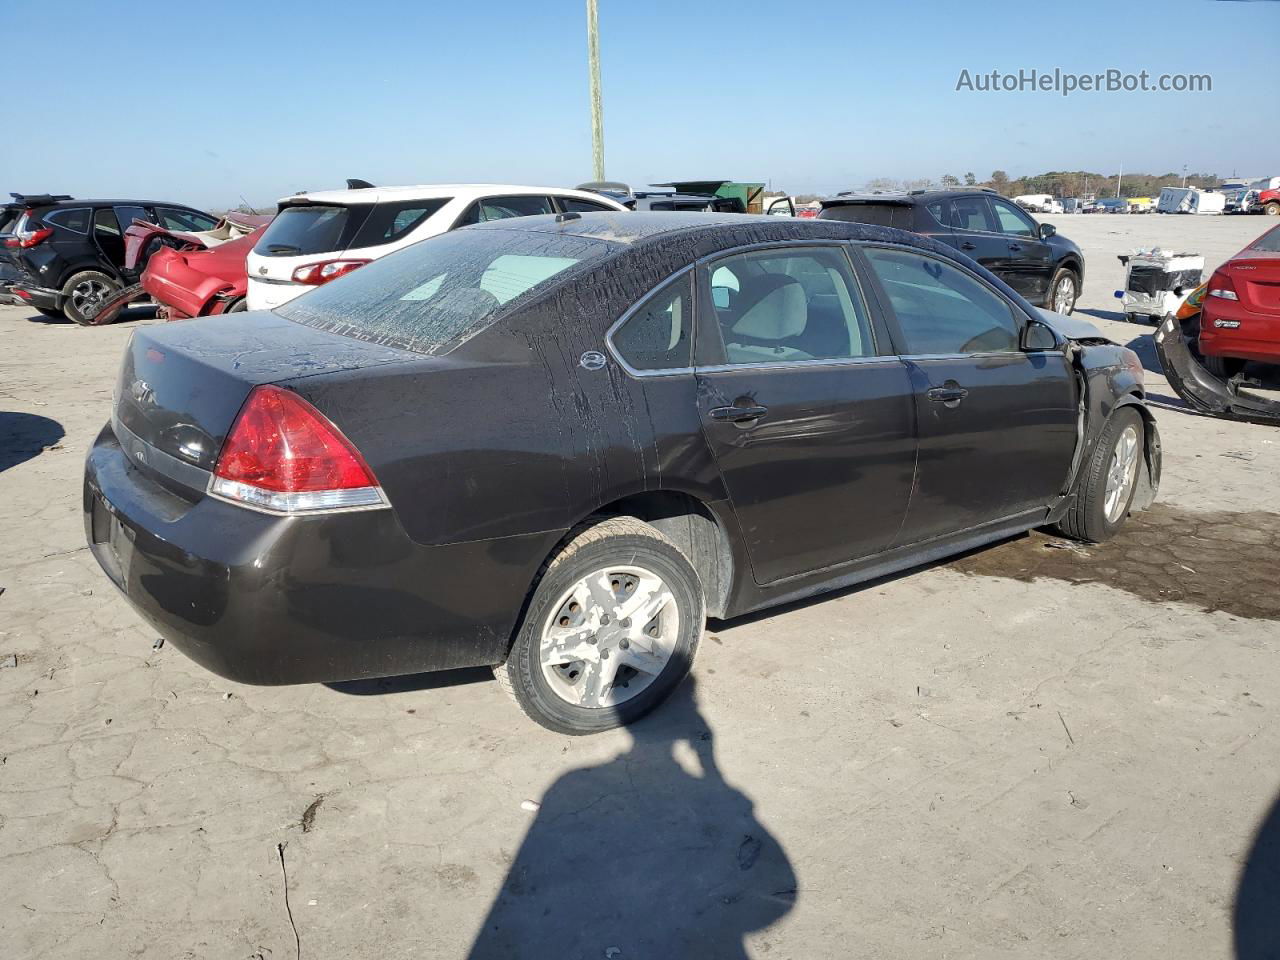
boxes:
[1034,307,1110,343]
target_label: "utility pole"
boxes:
[1116,162,1123,198]
[586,0,605,182]
[1181,163,1188,187]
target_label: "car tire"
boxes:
[1052,407,1144,543]
[1202,354,1245,379]
[495,516,704,735]
[61,270,120,325]
[1048,267,1079,315]
[1264,201,1280,217]
[225,297,248,313]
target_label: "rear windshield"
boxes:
[1252,226,1280,253]
[254,204,372,257]
[821,203,915,229]
[276,227,616,354]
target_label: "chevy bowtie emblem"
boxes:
[259,266,268,275]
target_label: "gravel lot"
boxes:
[2,213,1278,959]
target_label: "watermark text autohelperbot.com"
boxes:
[956,68,1212,96]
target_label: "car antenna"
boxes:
[346,178,376,190]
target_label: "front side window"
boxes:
[277,228,613,355]
[157,207,217,232]
[990,199,1037,237]
[558,197,614,213]
[949,196,996,233]
[610,275,693,372]
[864,247,1021,355]
[458,195,556,226]
[703,247,874,365]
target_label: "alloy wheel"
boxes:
[539,564,679,708]
[1103,424,1140,524]
[1054,275,1077,314]
[71,278,111,319]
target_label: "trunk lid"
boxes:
[113,311,417,488]
[1226,250,1280,316]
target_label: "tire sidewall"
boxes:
[508,528,704,735]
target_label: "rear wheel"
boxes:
[61,270,120,325]
[1048,267,1079,315]
[225,297,248,313]
[1264,201,1280,217]
[496,516,704,735]
[1202,354,1246,379]
[1052,407,1144,543]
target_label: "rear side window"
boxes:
[610,275,693,372]
[351,198,448,247]
[819,203,915,229]
[44,207,91,234]
[93,207,121,236]
[1252,226,1280,252]
[277,228,613,354]
[157,207,218,232]
[864,247,1020,355]
[255,204,372,258]
[114,205,151,230]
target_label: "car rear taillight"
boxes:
[1207,270,1238,301]
[210,385,386,514]
[290,259,370,286]
[4,225,53,248]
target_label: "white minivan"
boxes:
[245,183,629,311]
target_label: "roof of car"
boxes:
[466,210,927,249]
[27,199,199,210]
[820,189,1000,206]
[278,183,629,208]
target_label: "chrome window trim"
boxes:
[695,355,903,375]
[43,207,92,235]
[603,265,696,379]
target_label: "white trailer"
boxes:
[1157,187,1226,214]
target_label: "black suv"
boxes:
[1,194,218,323]
[819,189,1085,314]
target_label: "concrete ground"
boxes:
[2,213,1278,959]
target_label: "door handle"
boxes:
[959,242,976,251]
[926,386,968,403]
[1008,242,1023,251]
[709,403,768,423]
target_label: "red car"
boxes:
[92,214,271,324]
[1199,223,1280,377]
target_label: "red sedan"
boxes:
[1199,223,1280,377]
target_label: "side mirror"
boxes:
[1022,319,1058,351]
[1039,223,1057,239]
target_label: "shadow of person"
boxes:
[1235,789,1280,959]
[468,677,796,960]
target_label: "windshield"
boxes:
[1251,226,1280,253]
[276,227,616,354]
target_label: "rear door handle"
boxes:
[926,386,968,403]
[1008,242,1023,251]
[959,241,976,251]
[709,404,768,423]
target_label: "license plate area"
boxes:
[90,493,131,590]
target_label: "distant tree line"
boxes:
[849,169,1222,199]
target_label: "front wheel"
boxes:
[1052,407,1144,543]
[496,516,704,735]
[1202,354,1245,379]
[1048,267,1079,315]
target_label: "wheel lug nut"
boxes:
[601,650,609,660]
[619,638,629,649]
[588,635,598,645]
[600,615,610,626]
[619,617,630,628]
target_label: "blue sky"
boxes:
[2,0,1274,208]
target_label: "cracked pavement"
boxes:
[2,214,1279,959]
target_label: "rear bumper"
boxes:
[246,275,306,311]
[1200,300,1280,365]
[84,422,558,685]
[11,284,60,310]
[142,248,241,318]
